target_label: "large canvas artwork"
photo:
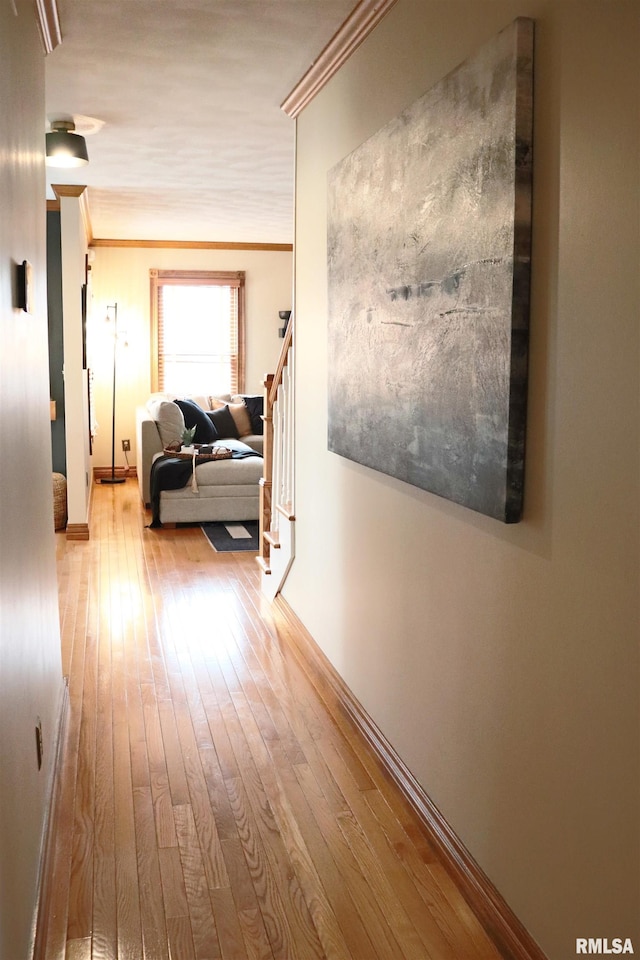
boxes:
[327,18,534,522]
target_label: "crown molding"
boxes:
[90,239,293,251]
[34,0,62,53]
[51,184,86,199]
[281,0,398,118]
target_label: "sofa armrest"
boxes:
[136,406,163,505]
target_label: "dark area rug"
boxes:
[201,520,259,552]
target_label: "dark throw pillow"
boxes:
[239,395,264,435]
[206,404,239,439]
[174,398,217,443]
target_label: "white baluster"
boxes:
[273,386,282,538]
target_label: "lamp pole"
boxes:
[100,303,125,484]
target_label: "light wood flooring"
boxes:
[40,479,505,960]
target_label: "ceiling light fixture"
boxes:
[45,119,89,168]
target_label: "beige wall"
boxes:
[0,2,64,956]
[60,195,92,526]
[286,2,639,958]
[89,246,292,469]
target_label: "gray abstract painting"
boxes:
[327,18,534,522]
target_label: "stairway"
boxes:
[257,323,295,599]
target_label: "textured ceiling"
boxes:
[45,0,357,243]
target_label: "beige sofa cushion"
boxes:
[193,454,263,487]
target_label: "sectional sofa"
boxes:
[136,394,264,525]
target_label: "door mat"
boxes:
[201,521,259,552]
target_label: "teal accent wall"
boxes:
[47,210,66,474]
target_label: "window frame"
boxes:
[150,268,246,395]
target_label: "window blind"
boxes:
[150,270,245,396]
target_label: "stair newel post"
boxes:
[258,373,275,574]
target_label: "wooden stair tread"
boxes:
[276,502,295,522]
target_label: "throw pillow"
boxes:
[208,394,232,407]
[206,404,239,439]
[232,394,263,435]
[211,396,252,436]
[174,398,217,443]
[228,402,252,437]
[147,399,185,448]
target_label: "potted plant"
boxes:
[181,425,196,451]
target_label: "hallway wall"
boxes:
[0,2,65,956]
[286,2,640,958]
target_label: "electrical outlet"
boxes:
[122,439,130,452]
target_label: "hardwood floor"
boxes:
[40,479,504,960]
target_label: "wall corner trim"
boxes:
[79,191,93,246]
[51,185,93,246]
[274,595,549,960]
[281,0,399,119]
[33,0,62,53]
[31,677,69,960]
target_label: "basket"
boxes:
[163,445,232,461]
[52,472,67,530]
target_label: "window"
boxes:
[150,269,245,396]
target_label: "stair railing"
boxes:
[258,322,294,579]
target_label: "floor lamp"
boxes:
[100,303,126,484]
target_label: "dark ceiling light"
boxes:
[45,119,89,168]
